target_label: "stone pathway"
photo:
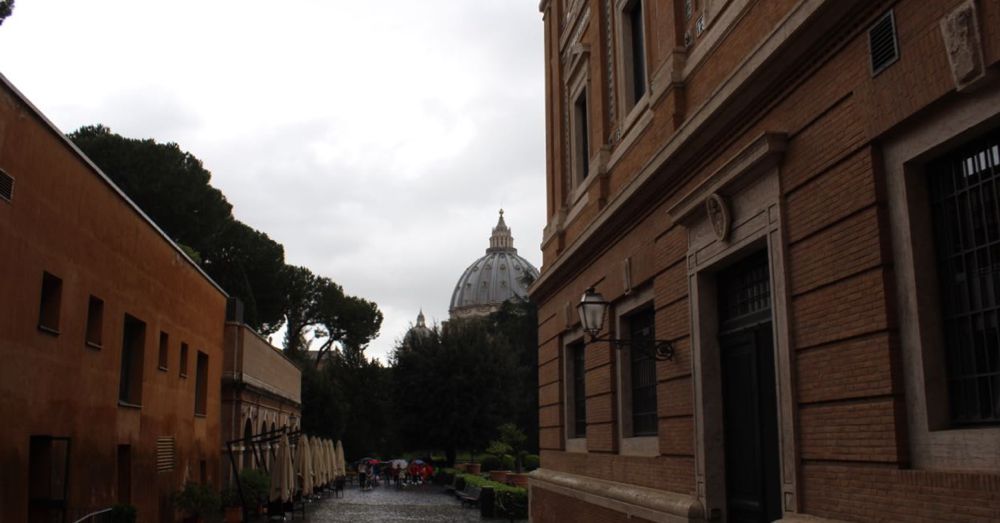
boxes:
[303,482,511,522]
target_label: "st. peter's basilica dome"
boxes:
[449,210,539,319]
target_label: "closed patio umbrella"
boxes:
[327,440,336,480]
[336,440,346,476]
[295,434,313,496]
[269,434,294,502]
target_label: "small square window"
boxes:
[38,272,62,334]
[179,343,189,378]
[85,296,104,348]
[158,332,169,371]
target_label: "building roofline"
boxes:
[0,72,229,297]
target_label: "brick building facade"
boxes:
[529,0,1000,521]
[0,74,227,522]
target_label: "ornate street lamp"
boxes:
[576,287,675,361]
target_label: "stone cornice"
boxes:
[529,468,704,520]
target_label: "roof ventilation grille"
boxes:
[0,170,12,202]
[869,10,899,76]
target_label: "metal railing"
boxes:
[71,508,111,523]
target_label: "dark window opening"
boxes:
[571,342,587,438]
[628,308,658,436]
[119,314,146,406]
[179,343,189,378]
[626,0,647,103]
[85,296,104,347]
[28,435,70,523]
[574,88,590,181]
[158,332,169,371]
[38,272,62,334]
[929,130,1000,426]
[718,251,772,333]
[195,351,208,416]
[117,444,131,504]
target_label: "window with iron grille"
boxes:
[718,251,772,332]
[571,342,587,438]
[928,131,1000,426]
[625,0,646,104]
[629,308,657,436]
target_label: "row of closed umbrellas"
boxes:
[269,434,346,502]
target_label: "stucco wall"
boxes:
[0,76,228,522]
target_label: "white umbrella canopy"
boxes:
[336,440,346,476]
[318,438,330,486]
[309,436,322,487]
[317,438,326,486]
[269,434,294,502]
[295,434,314,496]
[326,440,335,481]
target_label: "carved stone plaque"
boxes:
[941,0,985,91]
[706,193,731,242]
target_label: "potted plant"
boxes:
[221,487,242,523]
[108,504,137,523]
[173,482,221,523]
[238,468,270,515]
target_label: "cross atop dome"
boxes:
[489,209,515,252]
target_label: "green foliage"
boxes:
[523,454,540,471]
[108,504,137,523]
[69,125,287,333]
[298,349,398,459]
[238,468,270,505]
[0,0,14,26]
[392,317,520,465]
[173,482,221,518]
[479,455,503,472]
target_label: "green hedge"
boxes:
[454,472,529,519]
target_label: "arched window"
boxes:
[242,419,254,470]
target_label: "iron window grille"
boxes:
[629,308,658,436]
[572,343,587,438]
[718,251,772,333]
[929,130,1000,426]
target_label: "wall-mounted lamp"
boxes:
[577,287,674,361]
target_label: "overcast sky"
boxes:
[0,1,546,362]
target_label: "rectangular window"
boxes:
[573,88,590,182]
[629,308,658,436]
[85,295,104,347]
[119,314,146,406]
[194,351,208,416]
[929,132,1000,426]
[158,332,169,371]
[624,0,647,105]
[179,342,189,378]
[38,272,62,334]
[571,342,587,438]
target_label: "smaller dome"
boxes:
[402,309,433,349]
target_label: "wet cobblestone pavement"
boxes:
[304,483,522,522]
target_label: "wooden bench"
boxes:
[443,475,464,495]
[456,485,483,507]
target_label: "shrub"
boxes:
[523,454,540,471]
[500,454,516,471]
[479,455,503,472]
[173,482,221,518]
[108,504,137,523]
[238,468,270,505]
[495,489,529,519]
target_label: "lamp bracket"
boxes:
[585,335,675,361]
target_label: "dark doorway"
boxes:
[117,444,131,504]
[717,251,781,522]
